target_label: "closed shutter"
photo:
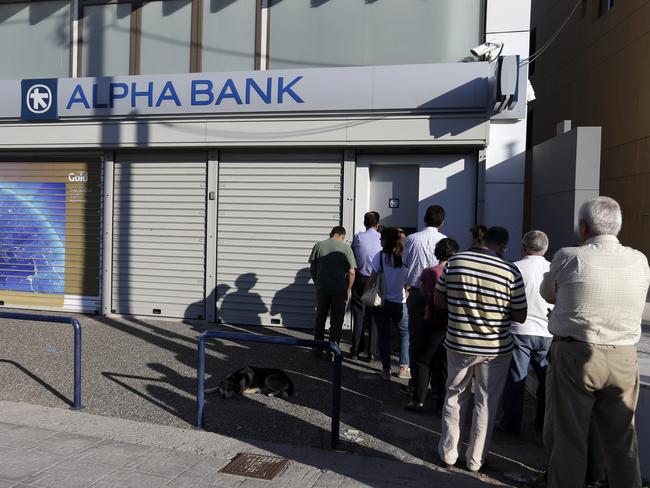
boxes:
[217,152,342,327]
[0,162,101,312]
[112,155,207,319]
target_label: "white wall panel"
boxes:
[0,117,488,149]
[486,120,527,183]
[486,0,531,34]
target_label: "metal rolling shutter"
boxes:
[112,156,207,319]
[217,152,342,327]
[0,162,101,313]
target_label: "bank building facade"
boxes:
[0,0,531,327]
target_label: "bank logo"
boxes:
[21,79,58,121]
[27,85,52,113]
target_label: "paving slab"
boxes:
[0,449,66,483]
[22,459,117,488]
[0,401,496,488]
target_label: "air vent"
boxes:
[219,453,289,480]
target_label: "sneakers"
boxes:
[379,369,392,381]
[398,366,411,379]
[311,348,334,362]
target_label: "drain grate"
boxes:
[219,453,290,480]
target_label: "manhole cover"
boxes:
[219,453,290,480]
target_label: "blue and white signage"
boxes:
[0,63,499,121]
[21,79,57,121]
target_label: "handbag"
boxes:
[361,252,385,307]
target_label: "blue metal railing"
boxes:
[0,311,82,410]
[197,330,342,449]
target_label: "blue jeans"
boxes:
[406,288,426,383]
[501,334,552,433]
[373,300,409,371]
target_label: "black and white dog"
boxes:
[217,366,295,399]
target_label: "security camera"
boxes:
[470,41,504,61]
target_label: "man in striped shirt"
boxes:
[434,226,527,472]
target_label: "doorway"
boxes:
[369,165,419,234]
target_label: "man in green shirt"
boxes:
[309,226,357,355]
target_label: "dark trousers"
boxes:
[406,288,426,384]
[351,274,378,356]
[313,290,347,345]
[413,327,447,406]
[501,334,552,433]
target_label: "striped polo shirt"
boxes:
[435,247,527,356]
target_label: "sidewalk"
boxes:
[0,401,492,488]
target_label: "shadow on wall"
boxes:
[218,272,268,326]
[270,267,313,328]
[417,155,477,251]
[205,268,315,328]
[420,77,490,139]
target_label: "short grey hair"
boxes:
[579,196,622,236]
[522,230,549,255]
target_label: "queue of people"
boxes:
[307,196,650,486]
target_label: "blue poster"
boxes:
[0,182,66,295]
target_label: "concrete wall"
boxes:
[530,126,602,256]
[531,0,650,256]
[484,0,531,259]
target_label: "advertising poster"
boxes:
[0,162,100,309]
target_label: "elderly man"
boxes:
[435,226,527,472]
[499,230,553,435]
[541,197,650,488]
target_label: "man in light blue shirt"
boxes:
[350,211,382,360]
[402,205,446,388]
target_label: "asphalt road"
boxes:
[0,312,593,486]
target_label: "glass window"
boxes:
[140,0,192,75]
[202,0,256,72]
[82,3,131,77]
[0,1,71,79]
[268,0,484,69]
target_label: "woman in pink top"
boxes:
[406,238,459,412]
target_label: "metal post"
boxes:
[71,318,82,410]
[0,312,82,409]
[330,341,342,449]
[196,334,206,429]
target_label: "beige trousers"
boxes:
[438,350,510,471]
[544,341,641,488]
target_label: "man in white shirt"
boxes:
[540,197,650,488]
[402,205,446,386]
[499,230,553,436]
[350,211,382,360]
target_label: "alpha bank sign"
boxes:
[1,64,494,121]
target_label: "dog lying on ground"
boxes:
[217,366,295,399]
